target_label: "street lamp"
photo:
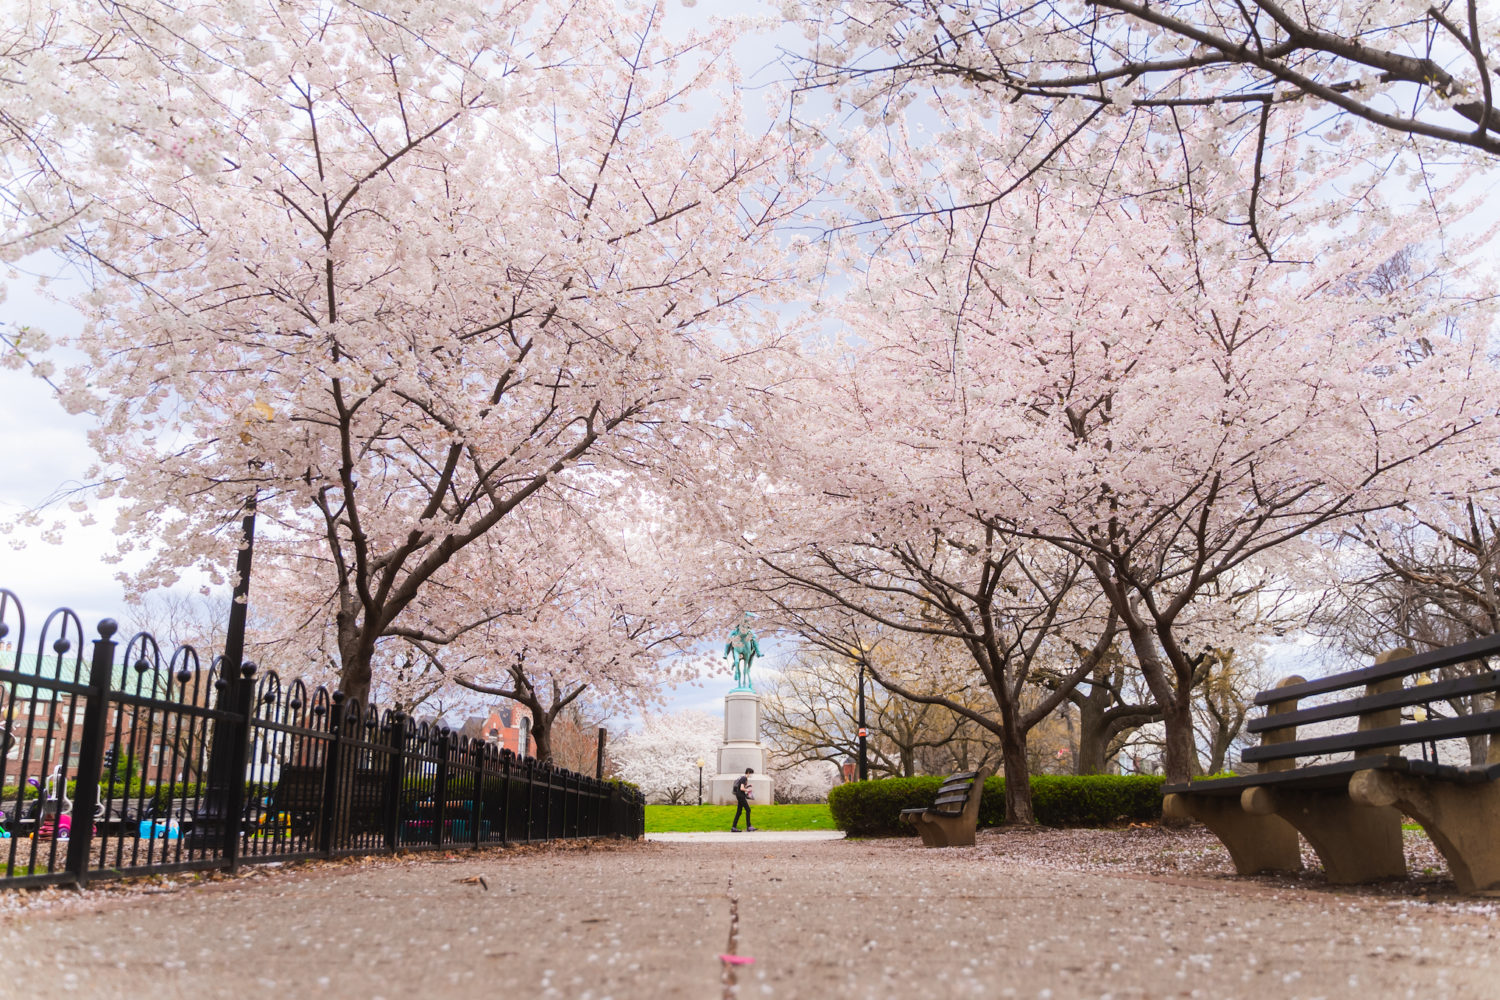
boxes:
[192,401,271,855]
[857,658,868,782]
[696,758,706,806]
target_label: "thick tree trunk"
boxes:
[530,720,553,766]
[1075,711,1111,775]
[1001,733,1035,825]
[336,610,375,706]
[1073,688,1113,774]
[1161,694,1196,783]
[339,660,373,706]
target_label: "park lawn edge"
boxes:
[645,803,834,833]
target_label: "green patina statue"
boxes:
[725,616,761,690]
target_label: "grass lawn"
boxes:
[645,803,835,833]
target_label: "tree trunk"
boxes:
[1467,733,1488,767]
[1073,688,1112,774]
[1160,694,1196,784]
[900,746,915,777]
[336,614,375,706]
[530,718,553,765]
[1113,600,1193,784]
[1075,710,1111,775]
[1001,733,1034,825]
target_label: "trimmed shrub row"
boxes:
[828,774,1166,836]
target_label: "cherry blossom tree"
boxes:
[804,150,1495,784]
[762,641,1003,779]
[754,525,1118,822]
[612,708,722,804]
[410,497,721,764]
[787,1,1499,250]
[7,1,809,703]
[249,480,726,762]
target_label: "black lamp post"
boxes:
[189,495,258,856]
[696,757,705,806]
[857,657,868,782]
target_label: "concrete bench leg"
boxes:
[901,815,946,847]
[1351,770,1500,895]
[931,814,977,848]
[1162,793,1301,874]
[908,814,974,847]
[1243,786,1405,884]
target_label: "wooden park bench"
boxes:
[899,768,990,848]
[1163,635,1500,893]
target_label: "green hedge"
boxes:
[828,774,1166,836]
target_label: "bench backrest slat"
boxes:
[1242,708,1500,764]
[928,770,984,815]
[1257,633,1500,707]
[1246,668,1500,734]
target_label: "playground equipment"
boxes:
[37,766,73,839]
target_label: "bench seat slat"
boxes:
[1246,669,1500,734]
[1164,755,1496,797]
[1241,709,1500,763]
[1164,755,1403,796]
[1257,633,1500,706]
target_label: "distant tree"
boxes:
[1036,640,1160,776]
[612,710,722,805]
[1191,647,1271,775]
[1311,498,1500,764]
[762,643,1001,779]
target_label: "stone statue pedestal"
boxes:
[709,688,773,805]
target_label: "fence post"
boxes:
[433,730,450,847]
[608,782,622,839]
[319,692,346,858]
[222,662,257,871]
[470,743,484,849]
[524,758,535,844]
[65,619,118,887]
[383,713,406,852]
[544,764,554,841]
[500,753,511,846]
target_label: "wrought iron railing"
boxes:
[0,590,644,889]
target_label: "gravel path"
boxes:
[1,829,1496,999]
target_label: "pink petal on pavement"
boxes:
[718,954,755,965]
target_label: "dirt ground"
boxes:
[0,828,1495,999]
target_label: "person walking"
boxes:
[730,767,757,831]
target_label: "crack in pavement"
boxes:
[719,867,742,1000]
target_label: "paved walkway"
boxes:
[646,830,844,843]
[1,837,1496,999]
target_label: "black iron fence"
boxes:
[0,591,644,890]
